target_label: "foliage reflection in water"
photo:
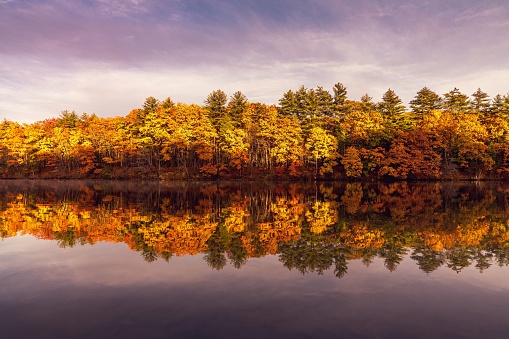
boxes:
[1,180,509,277]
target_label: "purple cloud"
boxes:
[1,0,508,122]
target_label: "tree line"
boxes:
[1,83,509,180]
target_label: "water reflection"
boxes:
[1,180,509,276]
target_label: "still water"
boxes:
[1,180,509,338]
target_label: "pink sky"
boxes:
[1,0,509,122]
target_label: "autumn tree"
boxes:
[420,110,458,177]
[220,127,249,174]
[379,129,442,180]
[340,102,385,148]
[256,104,305,175]
[455,114,494,179]
[305,126,338,178]
[341,147,363,178]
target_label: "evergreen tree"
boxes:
[294,85,309,120]
[205,89,228,127]
[142,96,160,114]
[332,82,349,117]
[410,87,442,115]
[278,90,297,117]
[315,86,334,117]
[443,88,470,114]
[379,89,405,117]
[360,94,376,112]
[228,91,248,123]
[304,88,319,121]
[57,110,79,128]
[491,93,509,120]
[470,88,490,116]
[161,97,175,110]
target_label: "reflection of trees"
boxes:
[493,247,509,267]
[278,239,350,277]
[160,251,173,262]
[56,228,86,248]
[380,243,408,272]
[446,247,475,273]
[410,247,446,273]
[203,225,228,270]
[127,220,161,263]
[333,254,349,279]
[474,249,493,273]
[227,235,248,269]
[1,181,509,276]
[360,248,378,267]
[204,249,227,271]
[141,247,158,263]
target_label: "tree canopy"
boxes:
[1,83,509,181]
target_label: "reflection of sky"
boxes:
[1,0,509,122]
[1,235,509,338]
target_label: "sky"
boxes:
[1,0,509,123]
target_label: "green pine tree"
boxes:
[380,88,406,117]
[443,88,470,115]
[410,87,442,115]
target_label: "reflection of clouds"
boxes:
[2,236,509,339]
[3,233,509,290]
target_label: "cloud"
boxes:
[94,0,150,16]
[1,0,508,122]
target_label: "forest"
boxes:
[2,84,509,180]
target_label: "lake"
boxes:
[1,180,509,338]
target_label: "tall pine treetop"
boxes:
[410,87,441,115]
[380,89,405,116]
